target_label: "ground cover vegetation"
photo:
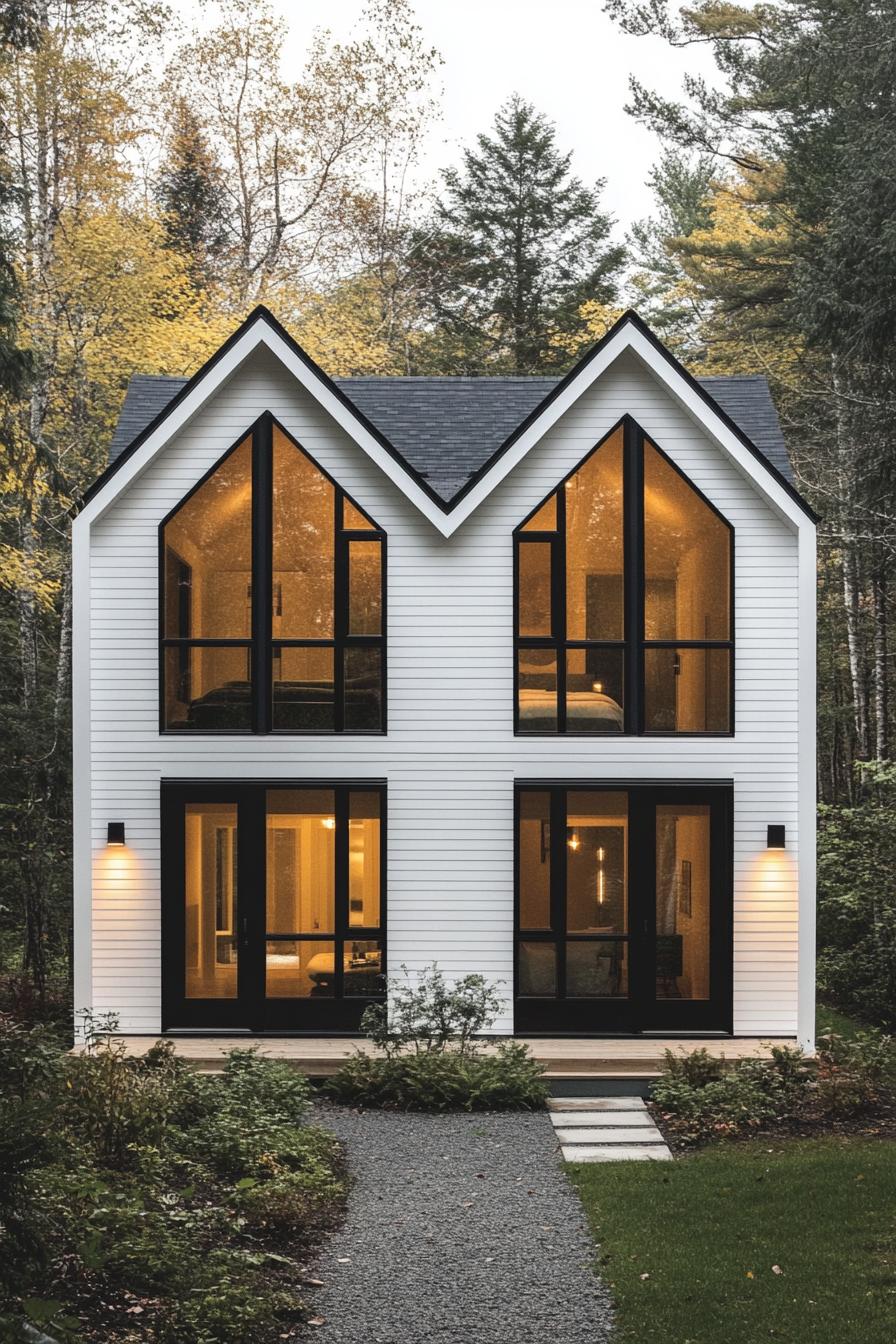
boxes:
[0,1014,346,1342]
[323,965,549,1111]
[648,1029,896,1147]
[569,1137,896,1344]
[0,0,891,1034]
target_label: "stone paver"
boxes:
[561,1143,674,1162]
[550,1095,673,1163]
[548,1096,647,1111]
[555,1126,668,1145]
[550,1109,654,1128]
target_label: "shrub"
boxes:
[236,1168,345,1238]
[361,963,503,1057]
[815,1030,895,1115]
[325,1041,548,1111]
[652,1046,813,1143]
[817,762,896,1030]
[0,1026,346,1343]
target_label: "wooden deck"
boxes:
[91,1035,800,1079]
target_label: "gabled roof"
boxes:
[80,306,815,535]
[109,369,794,506]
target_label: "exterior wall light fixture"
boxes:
[107,822,126,846]
[766,825,785,849]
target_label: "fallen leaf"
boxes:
[746,1271,755,1280]
[307,1318,326,1328]
[640,1273,650,1281]
[772,1265,783,1276]
[126,1306,145,1315]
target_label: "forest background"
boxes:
[2,0,894,1028]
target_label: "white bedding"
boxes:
[519,688,623,727]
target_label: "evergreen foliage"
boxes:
[155,99,228,289]
[418,94,625,372]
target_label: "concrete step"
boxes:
[556,1126,668,1145]
[562,1143,673,1162]
[549,1110,654,1128]
[548,1096,647,1111]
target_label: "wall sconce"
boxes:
[766,825,785,849]
[107,822,126,846]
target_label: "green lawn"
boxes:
[568,1139,896,1344]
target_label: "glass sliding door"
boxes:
[514,785,731,1034]
[162,782,386,1032]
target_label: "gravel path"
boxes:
[308,1106,613,1344]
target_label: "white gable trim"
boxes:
[75,311,813,543]
[75,316,455,536]
[445,324,812,536]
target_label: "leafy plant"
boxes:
[0,1025,346,1342]
[652,1046,814,1144]
[360,963,503,1058]
[814,1030,895,1115]
[325,1041,547,1112]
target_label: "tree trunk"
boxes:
[832,357,871,760]
[872,559,888,759]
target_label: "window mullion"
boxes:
[623,417,643,736]
[334,489,346,733]
[252,413,274,735]
[555,488,567,734]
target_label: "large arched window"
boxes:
[514,418,732,735]
[161,415,385,733]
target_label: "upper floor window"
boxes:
[514,419,732,735]
[161,415,385,733]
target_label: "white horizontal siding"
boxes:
[79,346,805,1035]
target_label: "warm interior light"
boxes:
[767,824,786,849]
[592,681,603,694]
[596,845,605,905]
[567,830,580,851]
[321,817,336,830]
[107,822,126,846]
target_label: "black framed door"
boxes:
[161,781,386,1033]
[514,784,732,1035]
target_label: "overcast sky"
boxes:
[267,0,717,238]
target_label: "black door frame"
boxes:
[513,783,733,1036]
[161,778,386,1034]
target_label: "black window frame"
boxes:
[513,415,734,737]
[513,781,734,1035]
[160,777,387,1033]
[159,412,387,735]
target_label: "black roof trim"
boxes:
[77,304,452,515]
[444,309,815,520]
[79,305,816,523]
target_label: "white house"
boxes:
[72,308,816,1047]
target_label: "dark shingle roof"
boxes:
[108,367,793,504]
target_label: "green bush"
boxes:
[0,1019,346,1343]
[326,964,547,1110]
[236,1168,345,1238]
[361,963,504,1057]
[652,1045,813,1143]
[325,1041,548,1111]
[817,762,896,1029]
[815,1030,896,1115]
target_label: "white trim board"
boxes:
[74,311,816,544]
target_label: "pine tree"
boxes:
[419,94,625,373]
[156,99,228,290]
[628,149,714,354]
